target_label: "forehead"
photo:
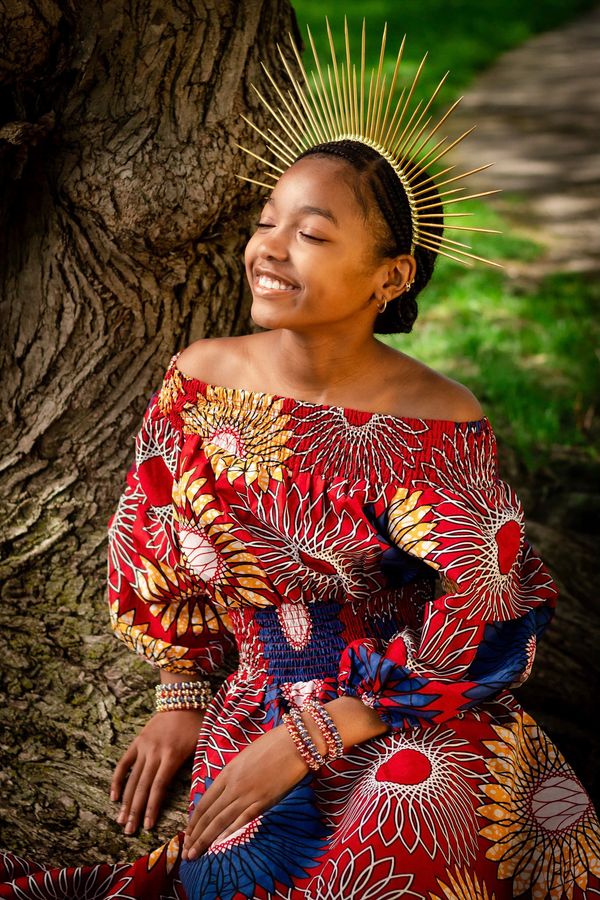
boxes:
[267,156,364,220]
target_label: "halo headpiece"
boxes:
[237,18,501,268]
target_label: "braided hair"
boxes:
[295,140,443,334]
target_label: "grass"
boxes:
[289,1,600,472]
[292,0,598,101]
[382,202,599,471]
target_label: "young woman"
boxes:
[2,23,599,900]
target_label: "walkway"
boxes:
[452,6,600,277]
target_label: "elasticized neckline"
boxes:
[170,351,490,434]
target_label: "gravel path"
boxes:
[452,6,600,277]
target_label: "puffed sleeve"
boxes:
[107,376,235,675]
[337,419,557,728]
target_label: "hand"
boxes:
[111,709,204,834]
[182,721,309,860]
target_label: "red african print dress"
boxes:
[2,350,599,900]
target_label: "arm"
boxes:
[108,376,234,834]
[182,695,388,860]
[111,669,210,835]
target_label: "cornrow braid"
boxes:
[296,140,443,334]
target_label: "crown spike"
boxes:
[371,24,388,138]
[411,163,493,197]
[365,67,376,137]
[380,85,407,149]
[393,73,449,160]
[387,52,428,151]
[285,36,330,142]
[239,115,297,166]
[443,225,501,233]
[376,34,406,144]
[366,22,387,137]
[352,65,360,134]
[326,18,346,134]
[255,67,306,139]
[305,27,338,138]
[419,237,503,267]
[344,17,355,133]
[342,66,353,135]
[278,44,332,145]
[326,64,342,134]
[238,20,500,270]
[400,98,465,175]
[236,143,287,174]
[360,18,366,132]
[405,125,475,178]
[235,173,274,190]
[417,240,475,266]
[249,83,306,155]
[373,74,388,141]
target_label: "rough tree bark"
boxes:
[0,0,298,863]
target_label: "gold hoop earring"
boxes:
[377,299,388,314]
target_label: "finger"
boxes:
[143,761,173,830]
[184,786,237,854]
[184,778,228,839]
[211,803,263,847]
[110,744,138,802]
[184,801,243,861]
[123,757,160,835]
[117,756,145,828]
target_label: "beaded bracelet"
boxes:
[282,709,326,771]
[304,699,344,760]
[155,680,213,712]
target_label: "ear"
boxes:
[380,254,417,302]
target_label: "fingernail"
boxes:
[144,817,152,830]
[124,821,135,835]
[116,812,126,825]
[110,790,116,802]
[182,849,188,861]
[188,848,197,861]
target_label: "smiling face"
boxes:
[244,156,411,334]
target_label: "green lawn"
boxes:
[291,1,599,472]
[292,0,597,100]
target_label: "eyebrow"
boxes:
[266,198,338,226]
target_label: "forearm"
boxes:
[298,695,389,758]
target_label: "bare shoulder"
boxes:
[433,374,484,422]
[385,350,484,422]
[175,333,262,384]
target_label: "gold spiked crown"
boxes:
[237,18,501,268]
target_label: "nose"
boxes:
[257,226,289,261]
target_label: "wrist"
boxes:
[155,678,213,712]
[320,696,389,748]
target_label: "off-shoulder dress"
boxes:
[1,350,599,900]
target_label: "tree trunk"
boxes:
[0,0,298,863]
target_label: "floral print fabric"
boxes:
[1,351,598,899]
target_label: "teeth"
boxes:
[257,274,294,291]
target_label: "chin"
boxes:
[250,298,295,331]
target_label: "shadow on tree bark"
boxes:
[0,0,297,863]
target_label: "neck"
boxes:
[266,327,383,403]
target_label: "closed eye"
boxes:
[255,223,326,243]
